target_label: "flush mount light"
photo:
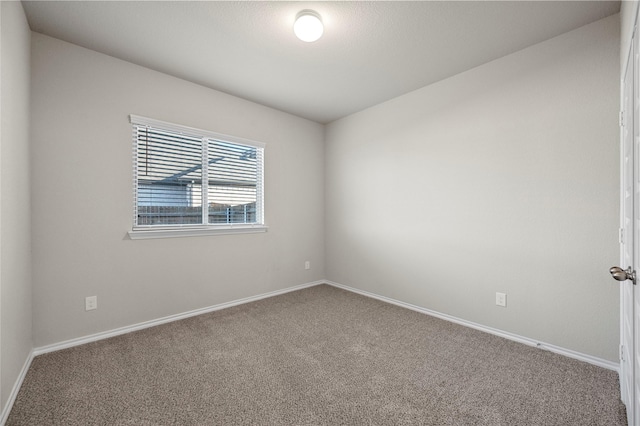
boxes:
[294,10,323,42]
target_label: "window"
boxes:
[129,115,265,239]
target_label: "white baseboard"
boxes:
[0,349,34,426]
[325,280,620,372]
[34,280,324,356]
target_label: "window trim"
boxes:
[130,115,266,150]
[127,224,268,240]
[129,115,266,239]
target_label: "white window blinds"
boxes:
[131,115,264,230]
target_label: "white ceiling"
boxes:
[22,1,620,124]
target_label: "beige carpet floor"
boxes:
[7,284,627,425]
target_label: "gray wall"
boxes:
[30,33,325,347]
[1,1,33,410]
[325,15,620,361]
[621,1,638,70]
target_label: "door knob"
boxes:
[610,266,637,284]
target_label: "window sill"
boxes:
[128,225,268,240]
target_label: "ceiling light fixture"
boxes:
[294,10,323,42]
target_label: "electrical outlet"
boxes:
[305,261,311,270]
[495,292,507,307]
[85,295,97,311]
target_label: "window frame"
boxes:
[128,115,267,240]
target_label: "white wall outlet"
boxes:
[495,292,507,307]
[85,295,97,311]
[305,261,311,270]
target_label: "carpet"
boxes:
[7,284,627,425]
